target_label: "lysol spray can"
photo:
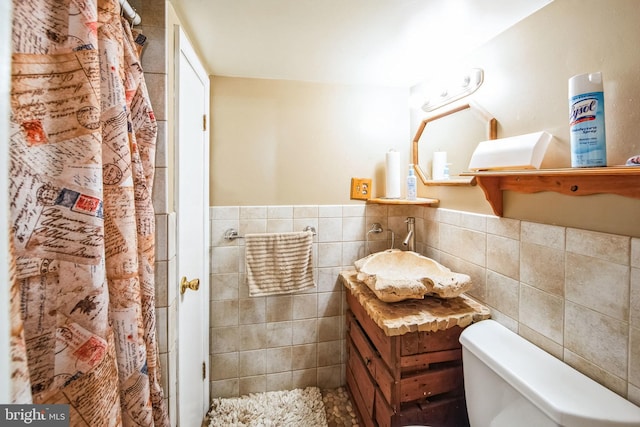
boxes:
[568,72,606,167]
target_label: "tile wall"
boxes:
[129,0,177,423]
[210,204,640,406]
[210,205,371,397]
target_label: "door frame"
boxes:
[174,24,210,424]
[0,0,12,404]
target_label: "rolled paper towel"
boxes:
[385,150,401,198]
[432,151,447,180]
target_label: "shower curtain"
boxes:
[9,0,169,425]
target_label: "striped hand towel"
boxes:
[245,231,315,297]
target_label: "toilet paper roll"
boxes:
[432,151,447,180]
[385,150,401,198]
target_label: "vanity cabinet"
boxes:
[346,290,469,427]
[340,271,490,427]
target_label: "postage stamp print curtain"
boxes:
[9,0,168,425]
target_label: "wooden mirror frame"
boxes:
[412,101,498,184]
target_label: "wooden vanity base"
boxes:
[345,290,471,427]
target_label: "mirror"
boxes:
[412,102,497,184]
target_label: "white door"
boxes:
[175,26,210,426]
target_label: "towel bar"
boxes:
[224,226,317,241]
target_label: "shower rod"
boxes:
[120,0,141,25]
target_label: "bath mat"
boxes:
[206,387,328,427]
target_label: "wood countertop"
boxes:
[340,271,491,337]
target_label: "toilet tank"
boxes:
[459,320,640,427]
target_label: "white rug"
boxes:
[207,387,328,427]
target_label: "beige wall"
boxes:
[211,77,409,205]
[411,0,640,237]
[210,0,640,237]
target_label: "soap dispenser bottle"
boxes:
[407,165,417,201]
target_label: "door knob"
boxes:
[180,276,200,294]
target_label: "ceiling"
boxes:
[169,0,552,87]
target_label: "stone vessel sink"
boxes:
[354,249,473,302]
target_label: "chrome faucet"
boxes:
[402,217,415,251]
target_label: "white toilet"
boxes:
[459,320,640,427]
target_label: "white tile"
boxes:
[317,267,343,292]
[519,283,563,344]
[521,221,565,250]
[240,206,267,219]
[632,267,640,327]
[211,300,239,328]
[293,205,319,219]
[266,347,293,374]
[239,349,266,376]
[211,246,240,274]
[154,260,168,307]
[239,298,266,324]
[211,206,239,220]
[486,234,519,280]
[211,353,239,381]
[365,204,387,218]
[156,306,168,353]
[439,223,486,267]
[265,321,293,348]
[566,228,629,265]
[632,238,640,268]
[438,209,462,226]
[293,294,318,320]
[239,219,267,237]
[487,216,520,239]
[319,205,342,217]
[292,319,318,345]
[294,218,318,236]
[168,301,177,352]
[342,216,365,241]
[152,166,169,214]
[154,121,168,168]
[341,242,366,267]
[563,349,628,396]
[266,219,293,233]
[317,242,342,267]
[167,256,177,303]
[155,213,168,261]
[318,217,342,242]
[167,212,176,259]
[565,252,629,321]
[520,241,564,296]
[459,211,487,232]
[267,206,293,219]
[629,326,640,388]
[485,270,519,319]
[564,301,627,379]
[210,273,239,301]
[342,204,366,217]
[211,219,240,247]
[266,372,293,391]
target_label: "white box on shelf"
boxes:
[468,131,554,171]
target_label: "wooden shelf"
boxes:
[423,176,477,186]
[461,167,640,216]
[368,197,439,206]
